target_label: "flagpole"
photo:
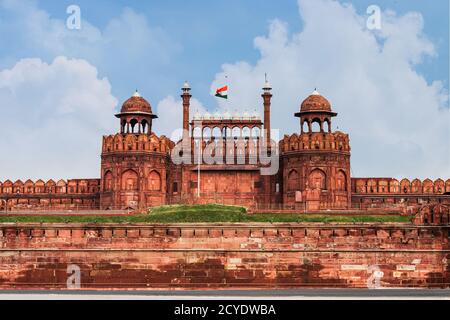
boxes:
[197,134,201,198]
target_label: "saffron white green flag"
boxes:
[215,85,228,99]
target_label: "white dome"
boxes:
[232,111,240,119]
[252,110,260,119]
[222,111,231,119]
[242,111,250,119]
[203,112,211,120]
[193,111,201,120]
[213,111,222,119]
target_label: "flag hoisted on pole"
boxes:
[215,85,228,99]
[215,75,228,99]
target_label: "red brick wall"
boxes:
[0,223,448,289]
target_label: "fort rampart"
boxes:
[0,223,448,289]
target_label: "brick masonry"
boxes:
[0,223,448,290]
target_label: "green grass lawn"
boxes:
[0,204,411,224]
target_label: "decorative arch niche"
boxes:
[104,171,113,191]
[336,170,347,191]
[121,169,139,191]
[309,169,326,190]
[287,169,299,191]
[148,170,162,191]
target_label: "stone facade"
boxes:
[0,223,448,289]
[1,84,449,211]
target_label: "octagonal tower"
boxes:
[280,90,351,210]
[100,91,173,210]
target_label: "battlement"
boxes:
[280,131,350,153]
[352,177,450,195]
[102,133,174,154]
[0,178,100,195]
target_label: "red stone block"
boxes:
[306,229,319,237]
[223,229,236,237]
[209,229,222,237]
[181,229,194,237]
[194,229,209,237]
[140,229,154,237]
[250,229,264,237]
[100,229,113,238]
[44,229,57,238]
[57,229,71,238]
[376,229,390,238]
[320,229,333,238]
[127,229,140,238]
[153,228,168,236]
[167,228,180,237]
[334,229,347,237]
[236,229,250,237]
[113,229,126,238]
[264,229,278,237]
[72,229,85,238]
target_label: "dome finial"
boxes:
[312,88,320,95]
[182,80,191,92]
[263,72,272,91]
[133,89,141,97]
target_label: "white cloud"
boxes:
[0,56,117,181]
[0,0,181,92]
[210,0,449,180]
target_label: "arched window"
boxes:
[309,169,326,190]
[287,169,299,191]
[203,127,211,139]
[302,121,309,133]
[193,127,201,139]
[104,171,113,191]
[130,119,138,133]
[121,169,139,191]
[336,170,347,191]
[212,127,221,138]
[148,171,161,191]
[232,127,240,137]
[311,120,321,132]
[367,179,377,193]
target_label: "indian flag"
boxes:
[215,85,228,99]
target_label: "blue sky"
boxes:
[1,0,447,107]
[0,0,448,180]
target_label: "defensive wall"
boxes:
[0,223,448,289]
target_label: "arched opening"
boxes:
[148,170,161,191]
[242,126,251,138]
[141,119,149,134]
[302,121,309,133]
[104,171,113,191]
[311,119,321,132]
[367,179,377,193]
[193,127,201,139]
[336,170,347,191]
[323,120,329,133]
[121,169,139,191]
[129,119,138,133]
[212,127,221,138]
[202,127,211,140]
[309,169,326,190]
[232,127,241,138]
[287,169,299,191]
[251,127,260,138]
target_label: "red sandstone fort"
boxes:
[1,81,449,212]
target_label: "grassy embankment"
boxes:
[0,204,411,223]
